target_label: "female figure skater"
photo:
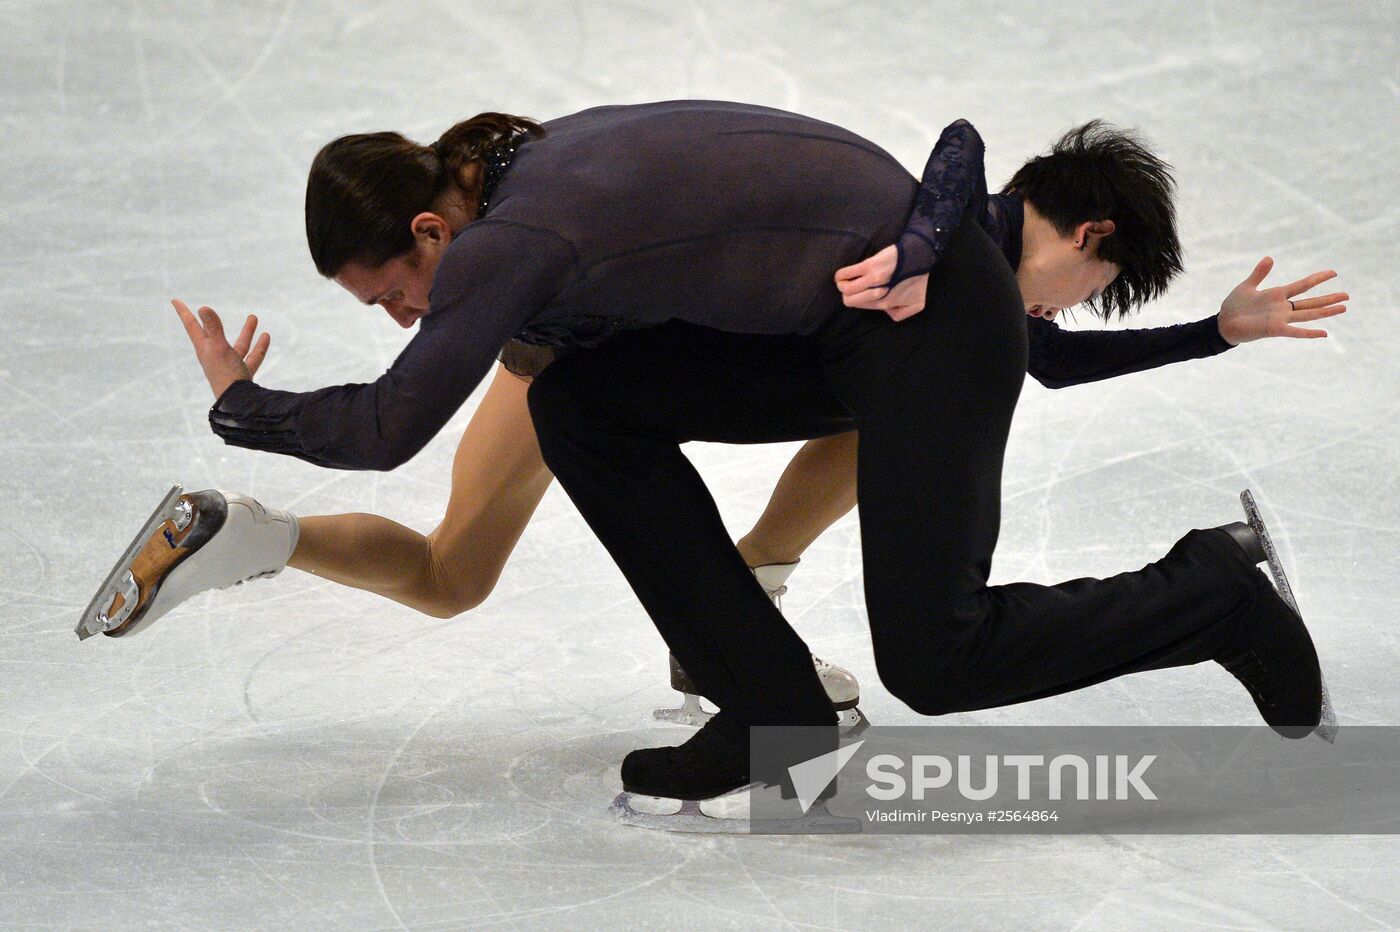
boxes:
[80,102,1345,814]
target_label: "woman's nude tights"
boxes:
[287,363,858,618]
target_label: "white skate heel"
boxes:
[652,560,867,729]
[76,485,299,640]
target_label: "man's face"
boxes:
[1019,221,1120,322]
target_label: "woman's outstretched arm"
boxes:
[182,221,575,471]
[287,362,554,618]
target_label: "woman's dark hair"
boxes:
[1002,119,1182,320]
[305,112,545,277]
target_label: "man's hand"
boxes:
[834,245,928,321]
[172,299,271,399]
[1218,258,1348,345]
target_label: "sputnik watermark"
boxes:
[785,739,866,814]
[786,745,1157,816]
[748,726,1400,834]
[865,753,1157,801]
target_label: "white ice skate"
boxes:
[75,485,298,640]
[1239,490,1338,743]
[651,560,867,730]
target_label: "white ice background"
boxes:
[2,0,1398,928]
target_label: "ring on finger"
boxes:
[1288,300,1296,312]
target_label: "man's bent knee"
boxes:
[877,659,978,717]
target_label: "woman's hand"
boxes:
[834,245,928,321]
[172,299,271,399]
[1218,258,1349,345]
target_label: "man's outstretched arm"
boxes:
[1028,257,1348,389]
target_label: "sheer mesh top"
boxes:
[210,103,1231,469]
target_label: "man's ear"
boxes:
[1076,219,1116,250]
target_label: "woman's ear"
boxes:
[410,212,452,244]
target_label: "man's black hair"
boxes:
[1002,119,1183,320]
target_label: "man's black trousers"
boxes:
[527,215,1266,732]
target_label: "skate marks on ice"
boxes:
[3,0,1397,922]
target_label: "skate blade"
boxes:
[75,485,186,641]
[653,697,868,734]
[611,788,860,834]
[1240,490,1339,744]
[839,707,870,737]
[651,693,714,728]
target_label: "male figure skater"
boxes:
[523,116,1340,816]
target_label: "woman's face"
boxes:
[336,249,439,329]
[333,213,455,329]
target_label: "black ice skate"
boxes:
[652,560,867,729]
[1213,490,1338,742]
[612,718,857,834]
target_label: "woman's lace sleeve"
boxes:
[888,119,989,288]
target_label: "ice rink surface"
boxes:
[2,0,1398,927]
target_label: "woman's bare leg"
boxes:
[286,364,553,617]
[737,431,858,568]
[279,365,858,618]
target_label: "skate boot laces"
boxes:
[1219,648,1276,710]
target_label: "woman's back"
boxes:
[209,100,925,471]
[457,99,918,338]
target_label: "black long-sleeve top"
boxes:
[210,101,1232,470]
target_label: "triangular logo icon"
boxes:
[787,739,865,814]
